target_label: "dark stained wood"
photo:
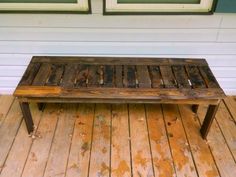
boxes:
[32,56,207,66]
[19,102,34,134]
[32,63,51,86]
[19,63,41,86]
[198,66,219,88]
[136,65,151,88]
[185,66,206,88]
[87,65,100,87]
[148,66,163,88]
[103,65,114,87]
[46,64,64,86]
[159,66,176,88]
[14,56,225,138]
[115,65,123,88]
[14,86,225,101]
[61,64,78,88]
[75,65,88,88]
[123,65,136,88]
[172,65,191,88]
[192,104,199,113]
[200,104,220,139]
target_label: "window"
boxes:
[104,0,217,14]
[0,0,91,13]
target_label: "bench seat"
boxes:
[14,56,225,139]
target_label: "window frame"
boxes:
[104,0,218,15]
[0,0,91,13]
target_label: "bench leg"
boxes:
[192,104,199,113]
[20,102,34,134]
[200,104,219,139]
[37,103,45,111]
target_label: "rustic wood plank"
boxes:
[214,102,236,160]
[103,65,114,87]
[111,104,131,177]
[43,104,77,177]
[145,104,175,177]
[32,56,207,66]
[66,104,94,177]
[185,66,206,88]
[61,64,78,88]
[136,65,151,88]
[172,65,191,88]
[178,105,220,177]
[198,66,219,88]
[224,96,236,122]
[0,100,23,173]
[115,65,123,88]
[75,64,88,88]
[21,104,60,177]
[129,104,154,177]
[123,65,136,88]
[87,65,100,87]
[162,104,198,177]
[148,66,163,88]
[0,104,42,177]
[19,63,41,86]
[46,64,64,86]
[0,95,14,126]
[159,66,176,88]
[89,104,111,177]
[198,105,236,177]
[32,63,51,86]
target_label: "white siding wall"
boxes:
[0,0,236,94]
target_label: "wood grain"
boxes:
[129,104,154,176]
[89,104,111,177]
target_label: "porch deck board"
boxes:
[0,96,236,177]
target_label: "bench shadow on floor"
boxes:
[0,95,236,177]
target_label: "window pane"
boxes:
[118,0,200,4]
[0,0,76,3]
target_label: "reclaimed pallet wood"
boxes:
[13,56,225,139]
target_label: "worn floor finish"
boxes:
[0,95,236,177]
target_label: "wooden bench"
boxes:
[13,56,225,139]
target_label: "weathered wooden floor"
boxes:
[0,95,236,177]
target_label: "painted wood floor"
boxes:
[0,96,236,177]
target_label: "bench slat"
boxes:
[185,66,206,88]
[19,63,41,86]
[61,64,78,88]
[123,65,136,88]
[75,65,88,88]
[172,65,191,88]
[198,66,219,88]
[32,63,51,86]
[159,66,176,88]
[136,65,151,88]
[115,65,123,88]
[103,65,114,87]
[87,65,100,87]
[46,64,64,86]
[149,66,163,88]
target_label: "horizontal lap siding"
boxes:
[0,0,235,95]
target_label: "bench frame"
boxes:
[14,56,225,139]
